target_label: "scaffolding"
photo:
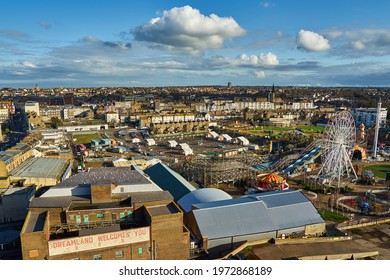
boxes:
[183,154,265,188]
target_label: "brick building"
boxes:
[20,167,190,260]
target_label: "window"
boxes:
[138,248,143,255]
[115,251,124,258]
[93,254,102,260]
[119,213,125,219]
[69,215,74,221]
[96,213,104,218]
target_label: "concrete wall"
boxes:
[0,186,36,223]
[305,223,326,236]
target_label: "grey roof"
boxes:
[147,203,180,216]
[40,168,162,198]
[30,195,90,208]
[10,157,69,179]
[191,190,324,240]
[145,162,196,201]
[24,212,47,233]
[56,167,156,188]
[178,188,232,213]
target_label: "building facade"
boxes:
[20,168,190,260]
[354,108,388,128]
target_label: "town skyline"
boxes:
[1,1,390,88]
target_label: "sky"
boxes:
[1,0,390,88]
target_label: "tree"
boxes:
[50,117,61,129]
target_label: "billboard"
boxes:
[48,227,149,256]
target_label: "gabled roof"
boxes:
[191,190,324,240]
[144,162,196,201]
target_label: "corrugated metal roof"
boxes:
[10,157,69,179]
[145,162,196,201]
[192,190,324,240]
[178,188,232,213]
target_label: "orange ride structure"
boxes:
[257,173,289,191]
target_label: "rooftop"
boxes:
[55,167,155,188]
[10,157,69,179]
[145,162,196,201]
[24,212,47,233]
[147,203,180,216]
[192,190,324,240]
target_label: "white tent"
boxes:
[146,138,156,146]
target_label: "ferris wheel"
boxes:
[316,111,358,188]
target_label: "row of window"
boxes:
[71,248,143,260]
[69,211,133,222]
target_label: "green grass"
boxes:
[296,125,326,133]
[73,133,101,144]
[364,164,390,179]
[247,125,325,135]
[318,209,349,223]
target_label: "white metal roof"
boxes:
[178,188,232,213]
[168,140,178,147]
[146,138,156,145]
[221,134,232,140]
[209,131,219,137]
[237,136,250,145]
[192,190,324,240]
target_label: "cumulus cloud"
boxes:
[352,40,365,50]
[80,36,131,49]
[132,5,245,54]
[297,29,331,51]
[255,71,266,78]
[238,52,279,65]
[325,28,390,56]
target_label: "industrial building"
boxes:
[184,190,326,258]
[0,143,34,189]
[9,157,71,188]
[20,167,190,260]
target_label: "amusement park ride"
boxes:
[315,111,358,190]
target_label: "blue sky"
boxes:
[1,0,390,88]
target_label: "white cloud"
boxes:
[132,5,245,54]
[255,71,266,78]
[352,40,365,49]
[297,29,331,51]
[325,28,390,56]
[20,61,37,68]
[260,2,271,8]
[237,52,279,65]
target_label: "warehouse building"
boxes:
[9,157,71,188]
[20,167,190,260]
[177,188,232,213]
[0,143,34,189]
[185,190,326,258]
